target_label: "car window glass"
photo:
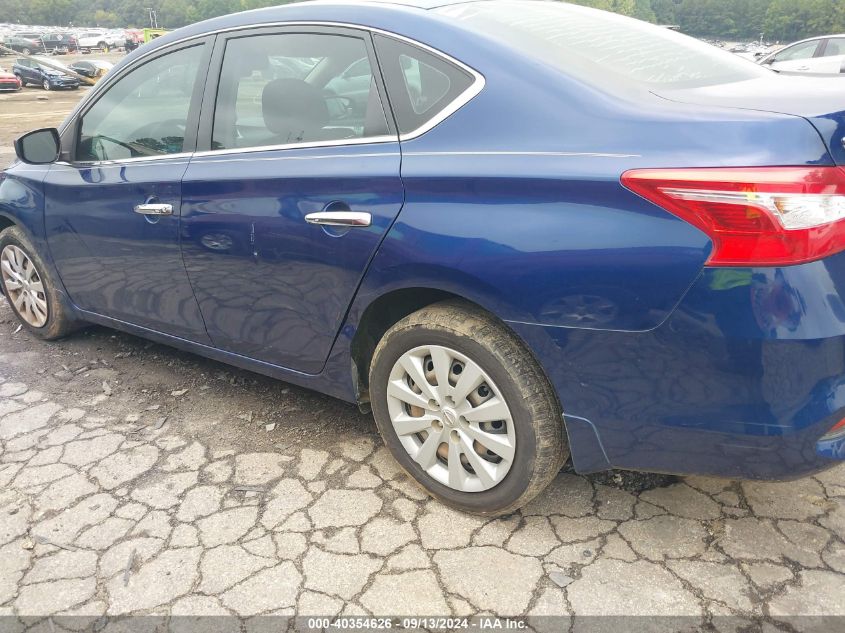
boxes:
[774,40,819,62]
[374,35,474,135]
[343,57,371,79]
[211,32,390,151]
[437,1,770,89]
[398,54,451,115]
[822,38,845,58]
[77,44,204,162]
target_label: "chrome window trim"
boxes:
[192,135,397,159]
[62,20,485,165]
[55,154,193,167]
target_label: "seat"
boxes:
[261,78,329,145]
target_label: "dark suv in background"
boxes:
[40,33,80,54]
[1,35,46,56]
[12,57,80,90]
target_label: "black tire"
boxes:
[42,79,50,91]
[22,47,31,56]
[99,42,109,53]
[369,300,568,516]
[0,226,81,340]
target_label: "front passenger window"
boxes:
[772,40,819,63]
[77,44,205,162]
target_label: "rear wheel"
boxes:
[369,301,567,516]
[99,42,109,53]
[0,226,80,340]
[42,79,50,91]
[22,47,31,55]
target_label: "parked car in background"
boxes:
[759,34,845,73]
[68,59,113,81]
[39,32,79,54]
[4,0,845,515]
[0,65,21,90]
[124,29,143,53]
[12,57,79,90]
[2,35,46,55]
[75,30,120,53]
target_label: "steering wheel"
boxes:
[131,119,187,143]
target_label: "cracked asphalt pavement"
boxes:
[0,301,844,631]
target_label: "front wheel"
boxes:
[369,301,567,516]
[22,47,31,55]
[42,79,50,91]
[0,226,81,340]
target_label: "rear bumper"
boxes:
[510,251,845,480]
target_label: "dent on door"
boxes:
[180,144,403,374]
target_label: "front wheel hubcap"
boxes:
[1,245,48,327]
[386,345,516,493]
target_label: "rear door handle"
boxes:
[304,211,371,227]
[134,203,173,216]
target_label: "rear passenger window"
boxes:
[822,38,845,58]
[374,35,477,136]
[211,32,390,151]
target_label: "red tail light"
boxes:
[621,167,845,266]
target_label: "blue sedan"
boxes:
[2,0,845,515]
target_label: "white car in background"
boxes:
[758,34,845,73]
[75,30,121,53]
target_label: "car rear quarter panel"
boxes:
[335,22,840,476]
[351,29,834,331]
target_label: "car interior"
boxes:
[210,33,390,151]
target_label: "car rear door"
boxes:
[43,38,213,342]
[180,26,403,374]
[817,37,845,73]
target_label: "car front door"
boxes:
[16,59,37,84]
[767,39,822,72]
[180,26,403,373]
[43,39,213,342]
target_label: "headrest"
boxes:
[261,78,329,143]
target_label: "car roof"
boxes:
[304,0,476,8]
[111,0,489,78]
[783,34,845,46]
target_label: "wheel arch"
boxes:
[348,284,560,416]
[0,214,16,233]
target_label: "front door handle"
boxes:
[134,203,173,216]
[305,211,371,227]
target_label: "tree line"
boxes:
[2,0,844,43]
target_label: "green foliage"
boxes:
[0,0,842,40]
[0,0,295,28]
[573,0,844,41]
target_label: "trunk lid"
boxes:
[655,74,845,165]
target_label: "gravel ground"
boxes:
[0,51,124,167]
[0,301,843,630]
[0,60,844,630]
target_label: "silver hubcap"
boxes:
[386,345,516,493]
[1,245,48,328]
